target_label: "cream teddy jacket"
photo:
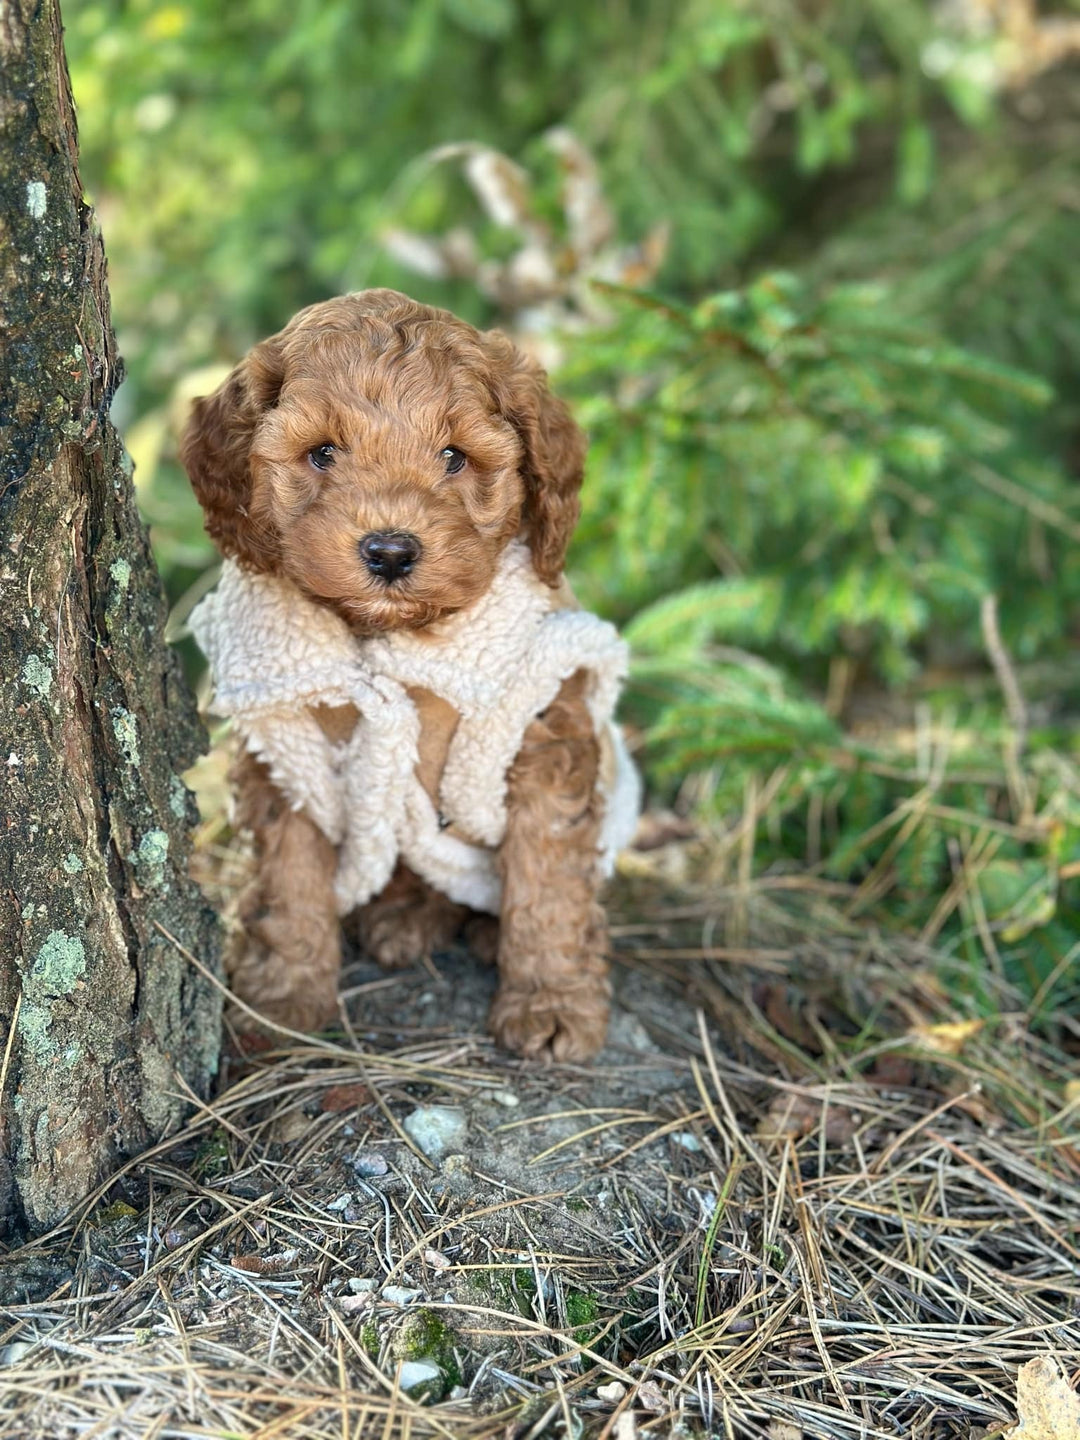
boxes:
[190,542,641,916]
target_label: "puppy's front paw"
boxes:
[226,989,338,1036]
[489,983,609,1063]
[228,925,341,1034]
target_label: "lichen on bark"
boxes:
[0,0,222,1237]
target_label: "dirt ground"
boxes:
[1,858,1079,1439]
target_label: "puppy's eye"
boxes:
[308,444,336,471]
[441,446,467,476]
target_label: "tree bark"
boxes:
[0,0,221,1237]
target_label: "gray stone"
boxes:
[403,1104,468,1161]
[352,1148,389,1177]
[381,1284,423,1306]
[398,1359,443,1395]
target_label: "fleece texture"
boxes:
[190,542,641,915]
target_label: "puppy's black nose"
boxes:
[358,530,422,582]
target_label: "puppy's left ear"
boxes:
[486,333,586,585]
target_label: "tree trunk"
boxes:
[0,0,221,1237]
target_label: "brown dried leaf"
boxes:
[320,1083,371,1113]
[1004,1355,1080,1438]
[758,1092,861,1146]
[761,984,819,1052]
[229,1248,300,1276]
[945,1078,999,1127]
[866,1054,917,1089]
[228,1030,276,1058]
[270,1110,311,1144]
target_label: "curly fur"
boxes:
[182,289,638,1060]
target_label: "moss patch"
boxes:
[193,1128,230,1179]
[474,1265,537,1318]
[566,1290,600,1344]
[392,1308,461,1394]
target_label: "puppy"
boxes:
[182,290,639,1061]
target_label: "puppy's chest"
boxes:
[310,688,482,846]
[405,685,481,844]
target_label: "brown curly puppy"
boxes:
[181,290,638,1061]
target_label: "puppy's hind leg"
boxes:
[229,752,342,1033]
[353,863,469,970]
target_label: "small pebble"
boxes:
[597,1381,627,1402]
[398,1359,441,1393]
[672,1132,702,1152]
[637,1380,666,1413]
[326,1192,354,1212]
[339,1294,373,1313]
[449,1385,468,1400]
[424,1247,451,1269]
[352,1149,389,1177]
[403,1105,468,1161]
[485,1088,520,1108]
[381,1284,423,1306]
[348,1278,378,1293]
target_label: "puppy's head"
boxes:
[180,290,585,630]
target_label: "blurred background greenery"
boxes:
[66,0,1080,1025]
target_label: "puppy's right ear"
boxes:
[180,338,284,570]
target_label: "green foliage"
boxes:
[67,0,1006,413]
[570,277,1069,677]
[556,269,1080,1015]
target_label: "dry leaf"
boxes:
[229,1247,299,1275]
[228,1030,275,1059]
[1004,1355,1080,1438]
[769,1422,803,1440]
[613,1414,638,1440]
[757,1092,861,1147]
[912,1018,984,1055]
[945,1078,998,1127]
[866,1054,916,1089]
[270,1110,311,1144]
[320,1083,371,1113]
[761,984,819,1052]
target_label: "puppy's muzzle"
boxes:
[358,530,422,583]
